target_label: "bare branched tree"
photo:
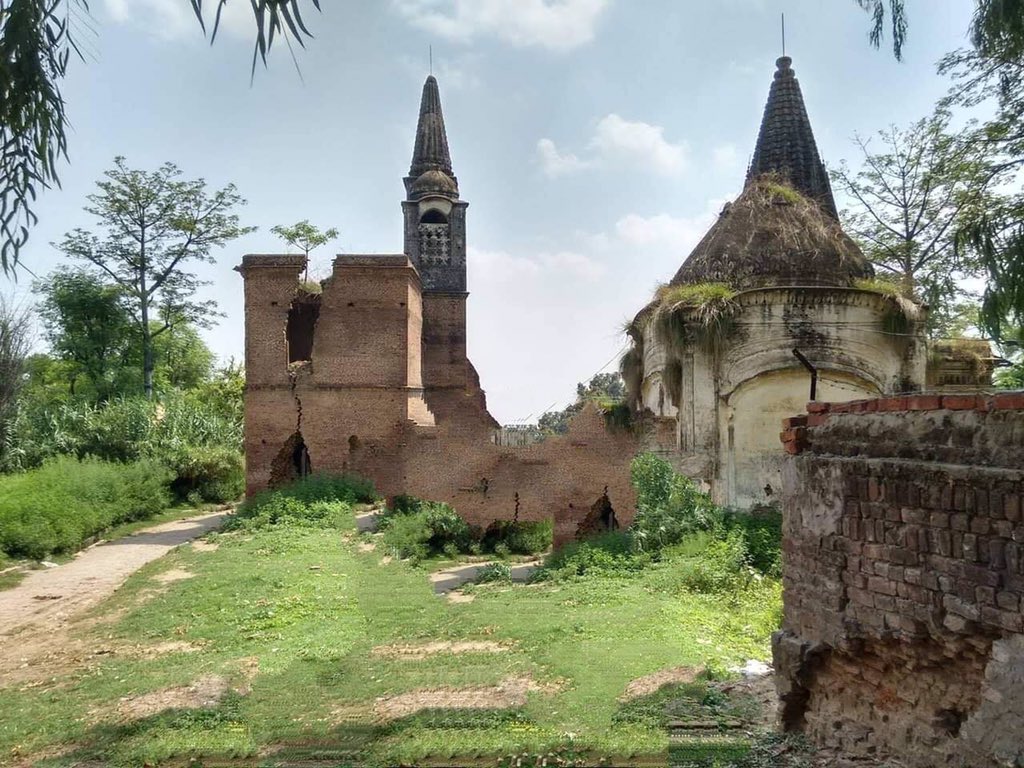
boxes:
[0,296,31,455]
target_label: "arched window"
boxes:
[420,208,448,224]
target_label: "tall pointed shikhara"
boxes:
[410,75,453,178]
[403,75,468,293]
[746,56,838,218]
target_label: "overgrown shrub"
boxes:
[231,498,353,532]
[234,473,377,523]
[380,501,475,562]
[475,561,512,583]
[166,445,245,503]
[536,531,653,580]
[630,453,722,552]
[0,456,172,559]
[480,519,552,555]
[666,530,756,593]
[722,507,782,577]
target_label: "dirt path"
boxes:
[0,510,229,684]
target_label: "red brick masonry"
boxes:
[775,392,1024,767]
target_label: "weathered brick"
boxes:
[962,533,979,562]
[868,576,898,597]
[989,539,1006,570]
[943,594,981,621]
[942,394,983,410]
[1006,494,1021,523]
[981,605,1023,633]
[950,513,969,532]
[996,591,1019,611]
[907,395,941,411]
[992,392,1024,410]
[929,512,950,529]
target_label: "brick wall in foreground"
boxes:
[775,393,1024,767]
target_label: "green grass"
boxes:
[0,503,227,594]
[0,507,782,767]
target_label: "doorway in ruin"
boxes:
[269,431,313,488]
[574,489,619,540]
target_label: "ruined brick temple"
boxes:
[238,75,641,543]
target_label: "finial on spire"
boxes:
[429,44,433,76]
[781,13,786,57]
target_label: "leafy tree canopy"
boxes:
[538,373,625,435]
[56,157,253,397]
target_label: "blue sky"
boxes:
[6,0,978,422]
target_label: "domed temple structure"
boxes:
[625,56,929,508]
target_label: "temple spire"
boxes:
[409,75,453,178]
[746,57,838,218]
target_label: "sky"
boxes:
[5,0,980,423]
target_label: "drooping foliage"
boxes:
[1,1,322,274]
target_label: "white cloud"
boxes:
[469,245,605,284]
[595,199,726,256]
[536,138,591,177]
[537,114,688,179]
[468,198,727,422]
[590,114,688,175]
[393,0,611,52]
[102,0,253,40]
[102,0,193,40]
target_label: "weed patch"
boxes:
[0,456,173,559]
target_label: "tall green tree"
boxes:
[0,0,321,274]
[34,270,132,400]
[271,219,338,283]
[57,157,253,398]
[831,110,996,337]
[938,35,1024,347]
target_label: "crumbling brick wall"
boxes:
[775,392,1024,767]
[238,253,639,544]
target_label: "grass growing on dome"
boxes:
[653,282,739,357]
[853,277,925,337]
[761,180,805,205]
[853,277,909,298]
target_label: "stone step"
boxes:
[354,510,384,533]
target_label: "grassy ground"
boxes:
[0,510,782,767]
[0,503,228,594]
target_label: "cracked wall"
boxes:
[238,253,639,541]
[775,393,1024,767]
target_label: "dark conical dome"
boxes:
[746,57,838,218]
[670,177,872,290]
[410,75,454,178]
